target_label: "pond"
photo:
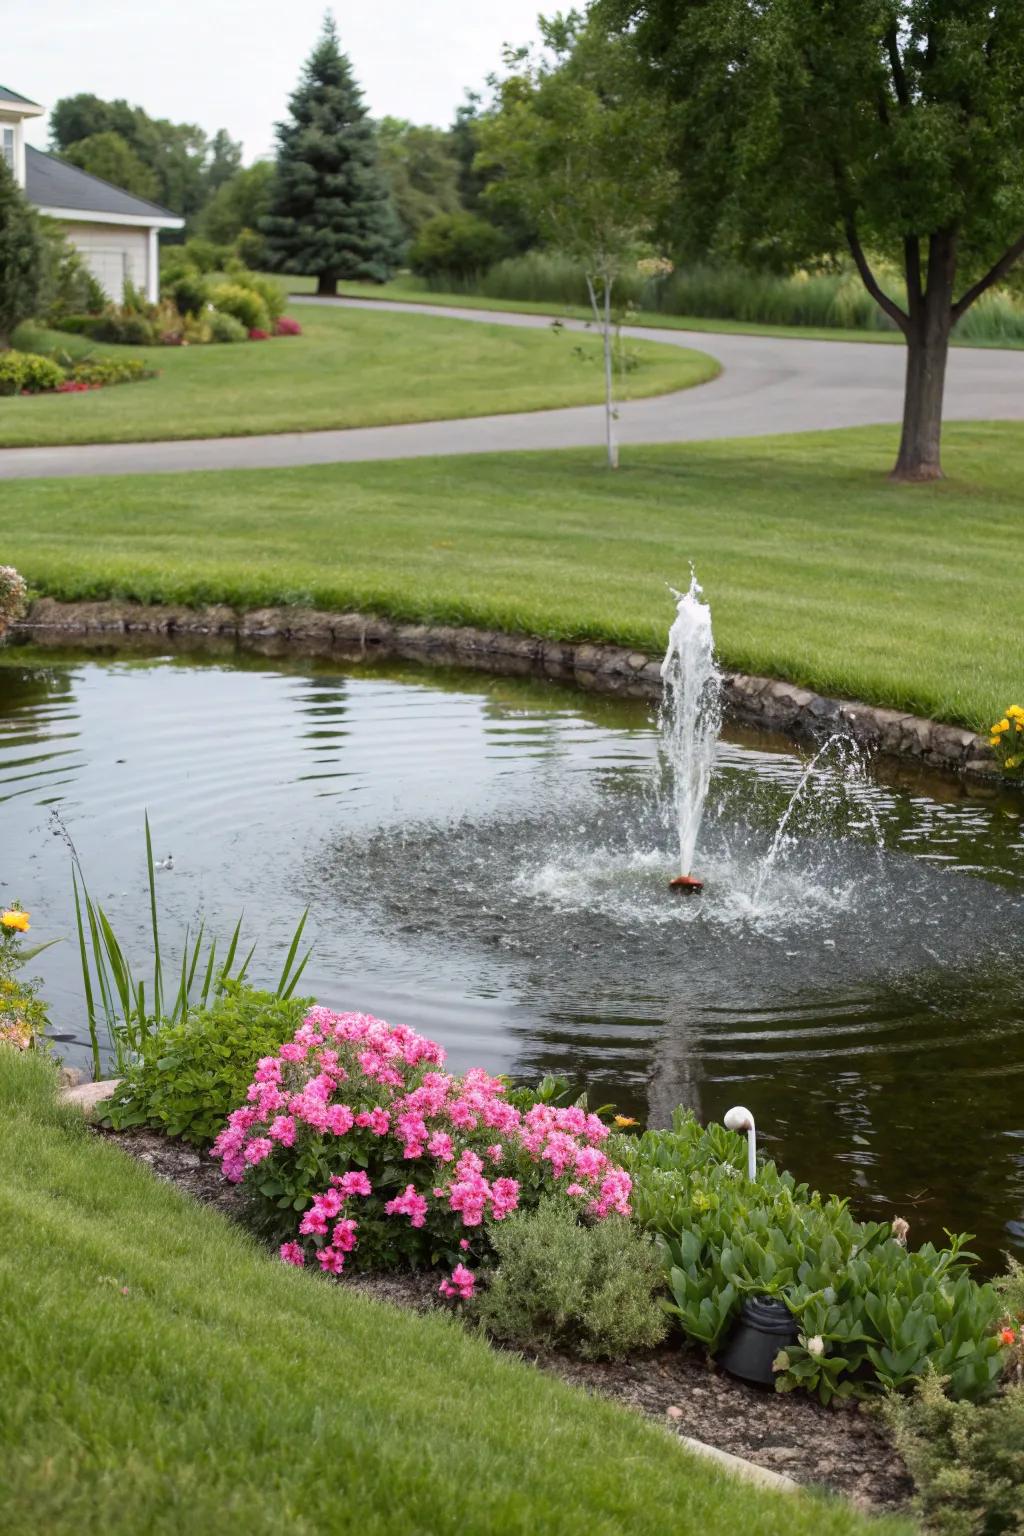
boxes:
[2,642,1023,1266]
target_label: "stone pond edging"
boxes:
[16,597,997,781]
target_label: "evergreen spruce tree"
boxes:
[263,15,401,294]
[0,161,45,348]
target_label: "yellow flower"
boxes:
[1,910,29,933]
[613,1114,638,1128]
[990,736,1002,748]
[1006,705,1024,719]
[994,720,1011,734]
[1005,756,1021,770]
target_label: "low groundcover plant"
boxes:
[989,704,1024,776]
[212,1006,632,1294]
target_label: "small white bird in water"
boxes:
[155,854,174,872]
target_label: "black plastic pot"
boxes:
[718,1295,800,1387]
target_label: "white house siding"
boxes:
[59,221,150,303]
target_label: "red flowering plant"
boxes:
[273,315,302,336]
[212,1008,632,1296]
[248,327,270,341]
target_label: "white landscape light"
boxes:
[723,1105,757,1181]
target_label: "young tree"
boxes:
[263,15,401,294]
[478,15,675,467]
[0,162,44,348]
[602,0,1024,481]
[376,118,462,246]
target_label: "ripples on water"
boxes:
[1,644,1022,1264]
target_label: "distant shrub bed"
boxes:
[0,347,152,396]
[424,250,1024,343]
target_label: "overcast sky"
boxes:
[17,1,546,161]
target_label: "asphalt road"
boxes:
[3,295,1023,480]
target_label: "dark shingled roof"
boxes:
[25,145,181,222]
[0,85,42,108]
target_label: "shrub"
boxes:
[212,1008,633,1286]
[623,1111,1007,1402]
[51,313,101,336]
[87,311,156,346]
[171,272,209,318]
[274,315,302,336]
[987,705,1024,777]
[0,350,65,395]
[68,357,152,387]
[182,237,232,274]
[39,225,106,321]
[101,984,311,1146]
[475,1198,668,1360]
[231,269,285,323]
[409,212,507,281]
[207,309,248,343]
[884,1373,1024,1535]
[208,281,270,332]
[234,227,268,269]
[248,327,270,341]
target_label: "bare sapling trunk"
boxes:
[586,273,619,469]
[316,272,338,297]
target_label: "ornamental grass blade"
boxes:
[281,946,313,1000]
[72,867,100,1081]
[276,908,309,997]
[145,812,162,1021]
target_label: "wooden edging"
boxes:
[15,598,997,782]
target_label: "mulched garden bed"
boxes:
[96,1122,914,1515]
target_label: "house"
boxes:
[1,85,184,302]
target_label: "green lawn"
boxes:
[6,423,1020,732]
[0,1052,905,1536]
[2,306,716,449]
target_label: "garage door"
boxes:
[84,248,128,302]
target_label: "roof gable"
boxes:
[25,145,182,224]
[0,85,43,112]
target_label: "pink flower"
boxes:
[316,1246,345,1273]
[490,1177,520,1220]
[486,1144,503,1164]
[427,1131,454,1162]
[279,1041,308,1062]
[326,1104,354,1136]
[244,1137,273,1166]
[385,1184,429,1228]
[439,1263,476,1300]
[332,1218,358,1253]
[312,1188,343,1220]
[269,1115,296,1146]
[333,1170,372,1199]
[355,1108,390,1136]
[459,1238,470,1251]
[566,1183,585,1197]
[279,1242,305,1267]
[299,1207,329,1236]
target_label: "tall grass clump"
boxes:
[59,811,311,1076]
[424,250,1024,342]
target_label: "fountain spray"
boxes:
[659,575,722,892]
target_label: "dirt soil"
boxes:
[96,1123,914,1515]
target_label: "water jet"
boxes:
[659,575,721,892]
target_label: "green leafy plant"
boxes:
[0,903,56,1051]
[622,1111,1007,1402]
[208,281,270,333]
[206,309,248,343]
[884,1371,1024,1535]
[85,310,156,346]
[474,1198,668,1360]
[62,812,312,1075]
[171,271,209,318]
[100,983,311,1145]
[0,350,65,395]
[68,357,153,387]
[408,212,507,282]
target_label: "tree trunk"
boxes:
[316,272,338,297]
[891,233,957,482]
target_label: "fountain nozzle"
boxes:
[669,874,703,894]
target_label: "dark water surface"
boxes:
[2,644,1022,1265]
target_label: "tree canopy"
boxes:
[0,161,44,347]
[601,0,1024,478]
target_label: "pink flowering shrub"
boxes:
[212,1007,632,1278]
[273,315,303,336]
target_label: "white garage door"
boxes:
[83,248,128,302]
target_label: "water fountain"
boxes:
[658,575,722,893]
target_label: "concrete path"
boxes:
[3,295,1024,480]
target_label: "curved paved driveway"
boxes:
[3,295,1024,480]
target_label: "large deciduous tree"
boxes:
[602,0,1024,481]
[478,15,675,467]
[262,15,401,294]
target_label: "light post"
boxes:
[723,1105,757,1181]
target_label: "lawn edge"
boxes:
[14,598,998,783]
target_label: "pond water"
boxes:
[2,643,1023,1266]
